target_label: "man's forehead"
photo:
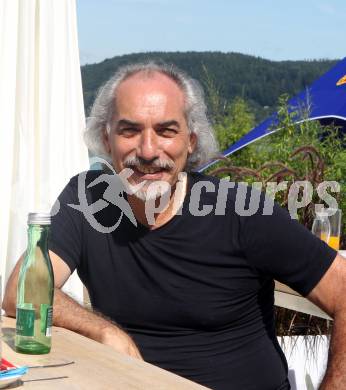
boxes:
[113,71,186,117]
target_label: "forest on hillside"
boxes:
[81,51,337,122]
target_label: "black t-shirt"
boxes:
[50,171,336,390]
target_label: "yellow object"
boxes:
[320,233,329,244]
[320,234,340,250]
[336,75,346,86]
[327,236,340,250]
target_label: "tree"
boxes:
[215,97,255,151]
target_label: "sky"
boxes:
[77,0,346,65]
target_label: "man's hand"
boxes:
[307,253,346,389]
[101,326,143,360]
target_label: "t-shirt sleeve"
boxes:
[239,197,337,297]
[49,176,83,273]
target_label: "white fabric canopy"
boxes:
[0,0,89,302]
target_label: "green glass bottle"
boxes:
[15,213,54,354]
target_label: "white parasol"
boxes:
[0,0,89,302]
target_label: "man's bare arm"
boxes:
[52,288,142,359]
[307,254,346,389]
[3,251,142,360]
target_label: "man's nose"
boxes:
[137,129,159,161]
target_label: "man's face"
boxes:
[103,72,196,199]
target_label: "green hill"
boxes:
[81,51,337,122]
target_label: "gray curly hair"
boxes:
[84,61,219,171]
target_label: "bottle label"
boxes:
[40,304,53,337]
[16,306,35,337]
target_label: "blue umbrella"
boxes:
[199,57,346,172]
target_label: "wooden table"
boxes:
[1,317,210,389]
[274,281,332,319]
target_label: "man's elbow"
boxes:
[3,256,24,317]
[2,291,16,317]
[3,277,18,318]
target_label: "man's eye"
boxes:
[120,128,139,136]
[159,128,177,137]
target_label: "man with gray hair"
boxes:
[4,62,346,390]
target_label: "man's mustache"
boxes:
[123,156,175,170]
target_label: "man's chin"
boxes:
[129,180,172,202]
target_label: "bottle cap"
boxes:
[28,212,51,225]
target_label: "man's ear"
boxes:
[102,128,111,153]
[188,132,197,154]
